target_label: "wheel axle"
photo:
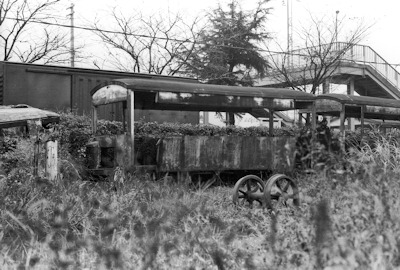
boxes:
[232,173,300,211]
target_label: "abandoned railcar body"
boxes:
[315,94,400,138]
[0,61,199,124]
[0,104,60,130]
[87,78,317,209]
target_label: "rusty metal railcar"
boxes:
[0,104,60,131]
[0,105,60,178]
[315,94,400,141]
[0,61,199,124]
[157,135,297,178]
[87,78,317,209]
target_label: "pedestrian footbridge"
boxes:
[260,42,400,99]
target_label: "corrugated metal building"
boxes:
[0,61,199,124]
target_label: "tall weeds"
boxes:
[1,122,400,269]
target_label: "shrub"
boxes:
[45,113,304,164]
[50,113,92,161]
[133,121,298,137]
[2,122,400,269]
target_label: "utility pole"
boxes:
[335,10,339,43]
[67,3,75,67]
[286,0,293,67]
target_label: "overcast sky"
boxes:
[66,0,400,69]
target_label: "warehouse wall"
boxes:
[0,62,199,124]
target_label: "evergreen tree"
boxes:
[182,0,271,87]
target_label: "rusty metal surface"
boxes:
[157,136,296,173]
[316,94,400,120]
[92,84,128,106]
[0,62,198,124]
[317,94,400,108]
[90,78,315,114]
[156,93,306,111]
[91,78,315,101]
[365,105,400,120]
[114,135,132,168]
[91,135,133,169]
[315,99,342,113]
[0,104,59,128]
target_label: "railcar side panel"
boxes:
[0,62,199,124]
[157,136,296,172]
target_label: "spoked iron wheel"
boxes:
[232,175,266,207]
[265,174,300,210]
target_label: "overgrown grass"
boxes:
[1,121,400,269]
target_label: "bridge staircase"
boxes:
[260,42,400,99]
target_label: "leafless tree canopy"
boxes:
[92,9,202,75]
[0,0,74,64]
[267,14,370,94]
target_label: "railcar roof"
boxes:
[316,94,400,120]
[91,78,315,112]
[317,94,400,108]
[0,104,59,128]
[91,78,315,100]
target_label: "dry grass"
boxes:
[1,133,400,269]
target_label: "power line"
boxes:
[5,16,194,44]
[4,16,400,68]
[3,16,321,56]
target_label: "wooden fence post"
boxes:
[45,140,58,181]
[33,139,40,177]
[28,120,42,177]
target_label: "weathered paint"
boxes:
[317,93,400,108]
[0,61,199,124]
[157,91,273,109]
[272,99,295,110]
[115,135,133,168]
[365,105,400,117]
[92,84,128,106]
[316,97,400,120]
[254,97,264,106]
[180,93,193,99]
[157,136,182,170]
[92,78,316,101]
[315,99,342,113]
[157,92,179,101]
[0,105,59,129]
[157,136,296,173]
[45,141,58,181]
[90,79,315,116]
[156,91,311,112]
[91,135,133,169]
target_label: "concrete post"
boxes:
[202,112,209,124]
[45,140,58,181]
[322,79,330,94]
[347,77,355,131]
[269,110,274,136]
[127,91,135,167]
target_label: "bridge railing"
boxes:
[269,42,400,90]
[341,42,399,89]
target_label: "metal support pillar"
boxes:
[127,91,135,166]
[360,105,365,143]
[340,105,346,151]
[322,79,330,94]
[92,106,97,134]
[269,110,274,136]
[347,77,355,131]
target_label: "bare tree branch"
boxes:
[266,14,371,94]
[92,9,202,75]
[0,0,78,64]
